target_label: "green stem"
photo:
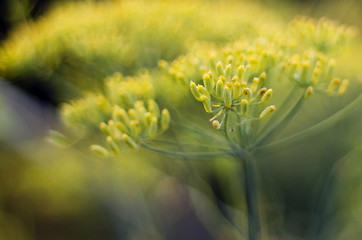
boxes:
[140,143,233,158]
[224,110,238,151]
[258,93,362,153]
[238,151,261,240]
[253,88,305,147]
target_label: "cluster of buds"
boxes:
[190,59,276,129]
[290,16,357,53]
[90,99,170,156]
[62,94,111,129]
[282,51,349,98]
[105,72,154,107]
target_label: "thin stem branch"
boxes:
[140,143,233,159]
[257,93,362,153]
[253,88,305,147]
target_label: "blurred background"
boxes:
[0,0,361,239]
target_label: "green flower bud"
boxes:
[241,99,248,116]
[232,75,238,84]
[251,77,260,92]
[116,122,128,133]
[217,61,223,76]
[148,117,158,138]
[242,87,252,101]
[144,112,152,126]
[261,89,273,103]
[198,85,211,100]
[148,99,160,117]
[130,120,141,137]
[224,86,232,108]
[128,109,137,120]
[237,65,245,81]
[107,136,120,154]
[190,81,202,101]
[90,145,109,157]
[243,65,251,82]
[203,74,213,94]
[327,78,340,94]
[201,95,212,113]
[216,80,224,100]
[227,55,233,64]
[212,120,221,129]
[258,51,268,70]
[338,79,349,95]
[300,61,310,83]
[158,60,168,71]
[312,68,320,86]
[259,72,266,86]
[325,59,336,82]
[257,87,267,98]
[305,86,313,99]
[118,108,130,125]
[161,109,171,131]
[100,122,110,136]
[233,82,242,99]
[225,64,232,81]
[122,134,138,150]
[260,105,276,119]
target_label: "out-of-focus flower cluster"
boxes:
[289,16,357,53]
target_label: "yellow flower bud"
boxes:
[312,68,320,86]
[130,120,141,137]
[300,61,310,83]
[201,95,212,113]
[224,86,232,108]
[144,112,152,125]
[338,79,349,95]
[233,82,242,99]
[241,99,248,116]
[232,75,238,84]
[237,65,245,81]
[217,61,223,76]
[243,65,251,82]
[128,109,137,120]
[216,80,224,100]
[148,99,160,117]
[212,120,221,129]
[261,89,273,103]
[257,88,267,98]
[116,122,128,133]
[327,78,340,94]
[100,122,110,135]
[203,74,213,94]
[251,77,260,92]
[161,109,171,131]
[107,136,120,154]
[325,59,336,82]
[259,72,266,86]
[148,117,158,138]
[225,64,232,81]
[305,86,313,99]
[122,134,138,149]
[243,87,252,101]
[260,105,276,119]
[90,145,109,157]
[198,85,211,100]
[190,81,202,101]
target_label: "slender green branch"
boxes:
[148,139,229,151]
[140,143,234,158]
[253,88,305,147]
[258,93,362,153]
